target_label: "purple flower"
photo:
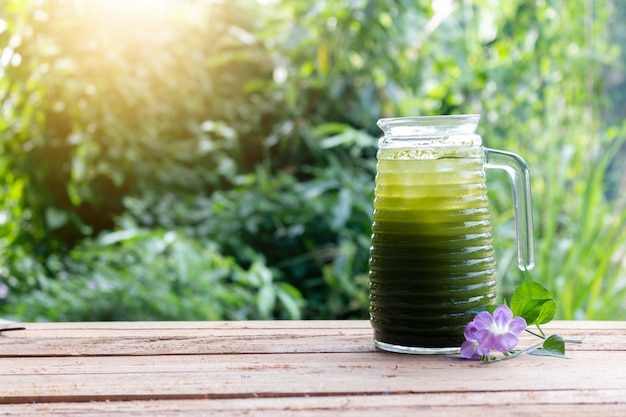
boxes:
[460,321,491,360]
[461,304,527,360]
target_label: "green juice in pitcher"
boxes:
[369,115,534,354]
[369,147,497,352]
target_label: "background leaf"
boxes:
[1,0,625,322]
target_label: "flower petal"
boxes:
[460,340,480,360]
[492,333,519,352]
[493,304,513,328]
[473,311,494,330]
[476,329,496,348]
[476,343,491,356]
[464,321,479,341]
[508,316,527,335]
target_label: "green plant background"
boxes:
[1,0,625,321]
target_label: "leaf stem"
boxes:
[525,328,545,339]
[524,328,584,344]
[0,326,26,333]
[535,324,546,337]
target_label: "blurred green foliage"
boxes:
[8,229,302,321]
[0,0,625,321]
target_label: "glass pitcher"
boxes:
[369,114,534,354]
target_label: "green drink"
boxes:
[369,149,497,350]
[369,115,534,354]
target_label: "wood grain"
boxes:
[0,321,624,416]
[1,320,622,357]
[2,393,626,417]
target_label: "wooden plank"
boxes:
[1,392,625,416]
[1,350,625,404]
[0,321,621,357]
[0,320,373,333]
[4,320,625,332]
[1,321,625,415]
[0,329,375,357]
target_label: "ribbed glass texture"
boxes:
[369,149,498,350]
[369,115,534,353]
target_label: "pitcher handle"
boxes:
[484,148,535,271]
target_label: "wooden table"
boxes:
[1,320,625,416]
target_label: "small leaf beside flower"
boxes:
[528,334,566,358]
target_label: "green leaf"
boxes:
[330,188,353,231]
[510,277,557,325]
[528,335,566,358]
[276,283,302,320]
[257,285,276,319]
[543,334,566,354]
[535,299,557,324]
[45,207,69,231]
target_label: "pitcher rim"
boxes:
[377,114,481,136]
